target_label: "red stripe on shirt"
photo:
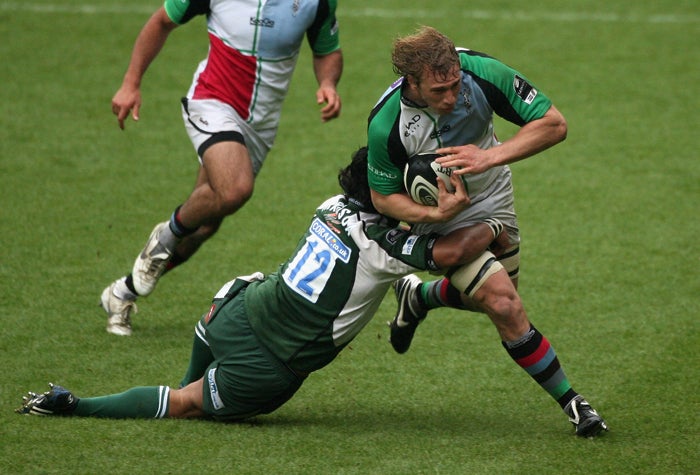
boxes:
[192,33,257,120]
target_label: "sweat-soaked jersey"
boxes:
[164,0,340,129]
[243,195,442,374]
[367,48,552,203]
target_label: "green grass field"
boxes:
[1,1,699,473]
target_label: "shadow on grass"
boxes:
[195,402,544,440]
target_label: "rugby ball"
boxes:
[403,152,455,206]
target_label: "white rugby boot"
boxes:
[100,280,137,336]
[132,221,176,296]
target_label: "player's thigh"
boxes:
[203,293,304,421]
[201,140,254,197]
[202,356,303,422]
[182,97,268,174]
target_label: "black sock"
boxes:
[125,274,137,294]
[169,205,198,238]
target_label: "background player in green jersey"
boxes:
[17,148,510,424]
[367,26,607,437]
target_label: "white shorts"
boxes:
[412,165,520,246]
[412,166,521,277]
[180,98,276,175]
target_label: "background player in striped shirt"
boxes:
[101,0,343,336]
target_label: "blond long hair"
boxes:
[391,26,459,85]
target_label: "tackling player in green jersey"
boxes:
[17,147,508,423]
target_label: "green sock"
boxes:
[419,278,467,310]
[179,325,213,388]
[73,386,170,419]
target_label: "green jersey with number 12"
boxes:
[245,194,441,374]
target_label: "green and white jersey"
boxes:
[245,195,441,374]
[367,49,552,203]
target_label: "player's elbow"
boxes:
[554,117,567,143]
[547,106,568,144]
[369,190,392,216]
[372,200,391,217]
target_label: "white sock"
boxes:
[113,277,137,301]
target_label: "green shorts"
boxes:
[200,285,305,421]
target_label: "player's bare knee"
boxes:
[476,286,530,340]
[217,185,253,215]
[483,291,522,321]
[169,381,205,419]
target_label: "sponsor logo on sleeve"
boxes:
[402,235,419,255]
[385,228,403,245]
[513,75,538,104]
[368,163,399,181]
